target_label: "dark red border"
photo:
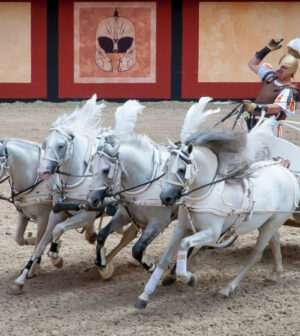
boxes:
[59,0,171,99]
[182,0,299,99]
[0,0,47,99]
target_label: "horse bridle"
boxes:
[42,127,74,168]
[162,143,198,190]
[0,143,43,206]
[89,149,121,195]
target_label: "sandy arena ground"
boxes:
[0,99,299,336]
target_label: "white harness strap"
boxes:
[43,128,74,163]
[182,159,300,239]
[121,148,166,206]
[49,141,95,200]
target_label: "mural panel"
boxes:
[59,0,171,99]
[74,2,156,83]
[182,1,300,99]
[0,2,31,83]
[197,2,300,83]
[0,0,47,98]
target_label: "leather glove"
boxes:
[243,100,256,113]
[266,38,283,51]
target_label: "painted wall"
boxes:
[197,2,300,83]
[0,0,299,100]
[0,2,31,83]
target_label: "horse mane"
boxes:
[52,94,104,140]
[187,130,253,177]
[122,133,157,150]
[101,133,157,157]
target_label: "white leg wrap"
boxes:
[144,266,164,295]
[138,292,149,302]
[100,247,107,267]
[176,250,188,276]
[15,268,29,286]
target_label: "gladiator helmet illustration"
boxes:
[95,8,136,72]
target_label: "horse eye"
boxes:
[179,167,186,174]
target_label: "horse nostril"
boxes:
[90,194,100,208]
[92,199,99,207]
[165,197,172,205]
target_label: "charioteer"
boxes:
[243,38,300,136]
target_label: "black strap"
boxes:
[213,103,242,128]
[261,70,275,83]
[231,104,245,130]
[181,172,241,197]
[255,46,271,60]
[110,173,165,197]
[56,167,92,178]
[12,179,44,199]
[0,176,9,184]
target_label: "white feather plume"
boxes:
[249,116,277,137]
[287,38,300,58]
[114,100,145,137]
[180,97,220,143]
[52,94,105,139]
[246,117,277,162]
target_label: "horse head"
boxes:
[160,142,195,206]
[0,140,9,178]
[88,135,121,208]
[37,128,75,180]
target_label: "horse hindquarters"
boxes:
[220,165,300,296]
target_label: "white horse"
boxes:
[135,127,300,309]
[11,95,106,292]
[88,133,177,278]
[0,138,52,253]
[88,98,237,280]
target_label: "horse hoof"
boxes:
[266,272,279,282]
[162,275,176,286]
[51,256,63,268]
[187,274,197,287]
[134,298,148,309]
[9,282,24,295]
[26,236,36,246]
[98,263,114,280]
[219,287,230,297]
[87,232,97,244]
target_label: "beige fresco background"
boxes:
[198,2,300,83]
[0,2,31,83]
[74,2,156,83]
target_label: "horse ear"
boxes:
[187,143,193,154]
[106,139,120,157]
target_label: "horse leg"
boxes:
[135,211,190,309]
[267,230,283,282]
[132,219,170,272]
[14,214,32,246]
[49,211,97,267]
[162,246,197,286]
[106,223,138,264]
[219,218,283,297]
[96,209,131,279]
[174,221,221,286]
[10,211,67,292]
[84,222,97,244]
[27,211,51,278]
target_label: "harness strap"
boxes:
[122,203,141,230]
